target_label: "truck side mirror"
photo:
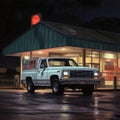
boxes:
[40,64,44,68]
[40,64,47,68]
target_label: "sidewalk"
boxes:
[95,87,120,92]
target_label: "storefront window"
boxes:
[100,52,117,87]
[86,50,92,67]
[91,51,100,69]
[117,53,120,88]
[118,53,120,80]
[86,50,100,69]
[100,52,117,73]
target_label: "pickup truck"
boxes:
[21,57,100,96]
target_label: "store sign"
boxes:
[104,61,114,70]
[31,14,42,25]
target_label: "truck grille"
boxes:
[70,70,94,78]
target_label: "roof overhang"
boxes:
[3,22,120,56]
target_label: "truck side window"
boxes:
[40,60,47,68]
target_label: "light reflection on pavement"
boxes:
[0,89,120,120]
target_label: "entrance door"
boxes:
[37,59,50,86]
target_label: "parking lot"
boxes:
[0,89,120,120]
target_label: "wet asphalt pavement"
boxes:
[0,89,120,120]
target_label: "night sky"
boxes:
[0,0,120,53]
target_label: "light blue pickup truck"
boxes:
[21,57,100,96]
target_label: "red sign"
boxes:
[104,61,114,70]
[31,14,41,25]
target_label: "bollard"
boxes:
[113,76,117,90]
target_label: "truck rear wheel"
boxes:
[82,85,94,96]
[51,79,64,95]
[27,79,35,93]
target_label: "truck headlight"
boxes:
[62,70,70,79]
[94,71,99,79]
[94,72,99,76]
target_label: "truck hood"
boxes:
[63,66,98,71]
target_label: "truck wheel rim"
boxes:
[27,83,31,90]
[53,82,58,93]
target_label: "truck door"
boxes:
[37,59,49,86]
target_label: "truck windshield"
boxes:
[48,59,78,67]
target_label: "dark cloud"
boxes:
[77,0,102,8]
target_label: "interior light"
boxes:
[92,54,96,57]
[104,53,114,59]
[39,51,42,54]
[24,56,30,60]
[61,48,66,51]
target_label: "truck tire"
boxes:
[27,79,35,93]
[51,79,64,95]
[82,85,94,96]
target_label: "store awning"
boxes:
[3,22,120,55]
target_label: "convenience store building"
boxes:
[3,22,120,89]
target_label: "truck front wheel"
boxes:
[27,79,35,93]
[82,85,94,96]
[51,79,64,95]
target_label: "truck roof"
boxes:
[37,57,73,60]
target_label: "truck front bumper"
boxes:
[59,78,100,85]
